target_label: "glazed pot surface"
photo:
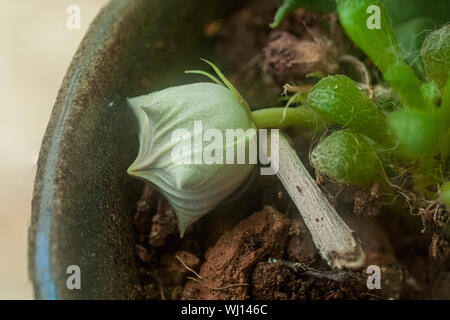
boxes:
[29,0,242,299]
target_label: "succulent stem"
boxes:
[250,107,321,129]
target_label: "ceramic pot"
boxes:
[29,0,242,299]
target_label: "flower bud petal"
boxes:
[127,82,256,236]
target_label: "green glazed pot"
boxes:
[29,0,242,299]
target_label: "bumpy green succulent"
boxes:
[272,0,450,203]
[421,24,450,89]
[310,130,388,188]
[307,75,392,146]
[388,109,446,159]
[336,0,402,74]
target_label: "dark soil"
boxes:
[132,177,448,299]
[131,0,449,300]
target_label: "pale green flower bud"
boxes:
[127,82,256,236]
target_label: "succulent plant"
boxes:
[127,61,365,269]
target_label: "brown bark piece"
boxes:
[183,206,290,300]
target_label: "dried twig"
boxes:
[268,258,351,282]
[175,254,202,279]
[264,133,365,270]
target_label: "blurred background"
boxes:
[0,0,109,299]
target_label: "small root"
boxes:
[175,254,202,279]
[418,200,449,233]
[186,277,249,291]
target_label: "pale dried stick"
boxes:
[265,132,365,270]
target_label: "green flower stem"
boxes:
[250,107,320,129]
